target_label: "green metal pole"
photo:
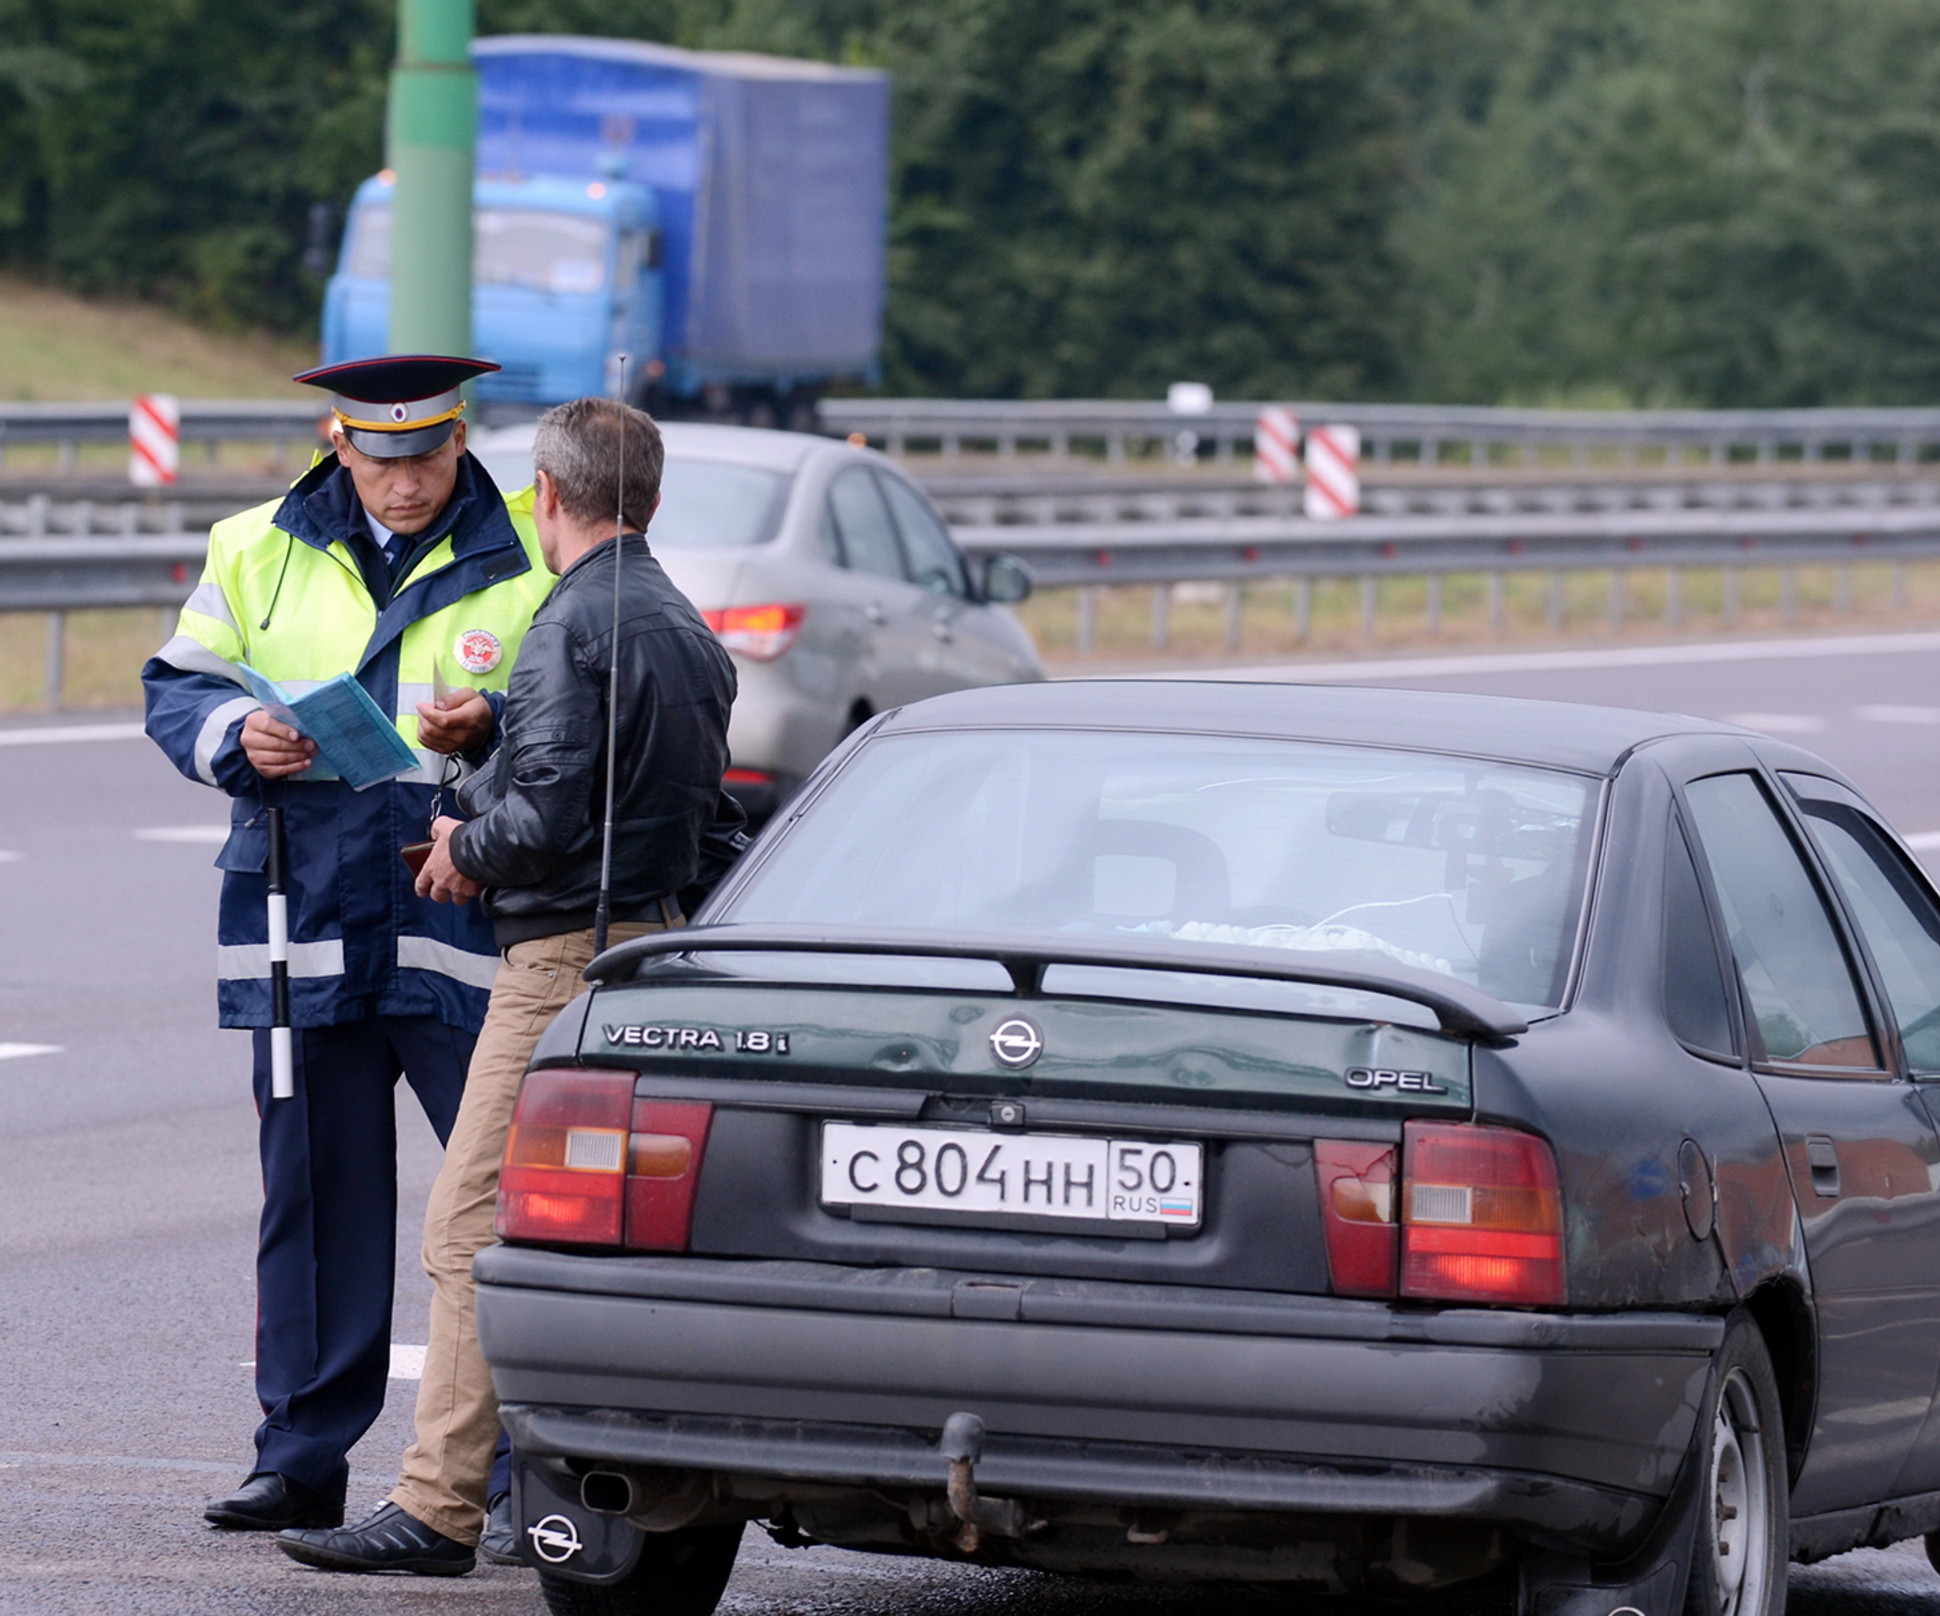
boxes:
[387,0,475,356]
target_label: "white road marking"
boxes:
[1904,832,1940,851]
[0,851,18,863]
[1856,704,1940,725]
[1723,712,1827,734]
[134,826,229,844]
[238,1343,427,1379]
[0,722,146,746]
[1160,628,1940,685]
[0,1045,61,1062]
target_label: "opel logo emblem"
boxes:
[989,1017,1044,1069]
[527,1512,584,1564]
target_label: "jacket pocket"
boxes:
[215,812,269,874]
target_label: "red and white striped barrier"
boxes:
[129,393,180,487]
[1253,406,1298,484]
[1304,423,1360,519]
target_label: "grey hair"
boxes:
[531,397,665,531]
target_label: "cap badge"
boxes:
[455,629,503,675]
[390,402,410,423]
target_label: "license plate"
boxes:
[820,1122,1203,1233]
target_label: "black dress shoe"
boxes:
[204,1472,344,1532]
[479,1492,524,1567]
[277,1501,475,1576]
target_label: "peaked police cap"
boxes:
[293,354,501,460]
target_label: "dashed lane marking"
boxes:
[1856,704,1940,724]
[1904,832,1940,851]
[0,722,146,747]
[0,851,18,863]
[237,1342,427,1379]
[0,1045,60,1062]
[1723,712,1827,734]
[134,826,229,844]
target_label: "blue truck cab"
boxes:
[322,171,663,409]
[321,36,890,422]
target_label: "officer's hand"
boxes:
[239,708,317,778]
[416,815,482,905]
[417,688,494,755]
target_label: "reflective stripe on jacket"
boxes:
[142,452,554,1031]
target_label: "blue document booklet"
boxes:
[238,665,418,791]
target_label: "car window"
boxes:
[1784,775,1940,1073]
[825,468,908,581]
[650,460,788,549]
[877,474,968,598]
[1684,772,1881,1072]
[1664,817,1737,1059]
[721,729,1596,1013]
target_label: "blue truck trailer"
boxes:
[321,36,891,424]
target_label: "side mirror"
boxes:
[981,553,1033,604]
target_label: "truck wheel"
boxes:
[1685,1314,1787,1616]
[537,1522,743,1616]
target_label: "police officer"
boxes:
[143,355,555,1533]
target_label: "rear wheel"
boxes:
[538,1523,743,1616]
[1686,1313,1787,1616]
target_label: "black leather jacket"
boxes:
[448,532,739,946]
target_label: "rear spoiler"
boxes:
[588,923,1527,1044]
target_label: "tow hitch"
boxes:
[938,1412,1041,1553]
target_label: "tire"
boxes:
[1685,1313,1788,1616]
[538,1523,743,1616]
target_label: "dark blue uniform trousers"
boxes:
[250,1016,477,1498]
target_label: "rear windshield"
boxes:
[721,729,1596,1012]
[650,460,788,549]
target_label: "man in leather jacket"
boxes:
[278,396,743,1577]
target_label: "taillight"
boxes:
[498,1069,634,1246]
[702,604,804,660]
[499,1072,714,1252]
[624,1099,713,1251]
[1400,1121,1564,1306]
[1315,1141,1397,1297]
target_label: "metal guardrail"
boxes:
[12,395,1940,469]
[0,400,324,471]
[12,470,1940,538]
[823,398,1940,467]
[7,504,1933,694]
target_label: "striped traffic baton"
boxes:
[266,804,294,1099]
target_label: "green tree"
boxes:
[1391,0,1940,407]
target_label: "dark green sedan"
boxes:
[477,679,1940,1616]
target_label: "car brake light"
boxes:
[625,1099,713,1251]
[499,1075,716,1252]
[1315,1141,1397,1297]
[1400,1121,1564,1306]
[498,1069,634,1246]
[723,767,773,786]
[702,604,804,660]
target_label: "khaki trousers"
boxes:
[390,919,668,1543]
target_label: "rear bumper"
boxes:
[476,1248,1720,1554]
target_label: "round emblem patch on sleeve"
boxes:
[455,629,503,674]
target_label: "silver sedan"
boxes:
[470,421,1043,817]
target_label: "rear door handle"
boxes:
[864,602,886,625]
[1806,1135,1841,1198]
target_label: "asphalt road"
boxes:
[8,627,1940,1614]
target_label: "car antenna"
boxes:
[593,359,627,958]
